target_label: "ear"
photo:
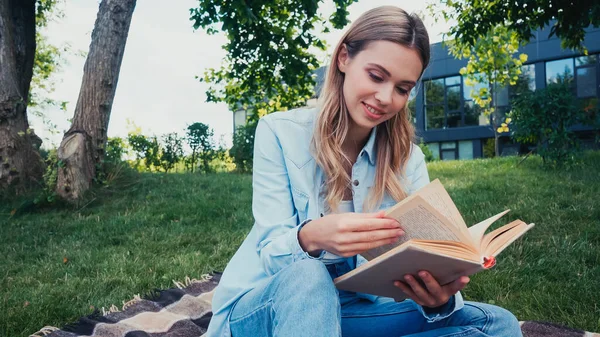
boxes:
[337,44,350,73]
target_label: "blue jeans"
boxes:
[229,259,522,337]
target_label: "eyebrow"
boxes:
[367,63,417,86]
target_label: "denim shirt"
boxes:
[205,107,464,337]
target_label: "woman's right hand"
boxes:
[298,211,404,257]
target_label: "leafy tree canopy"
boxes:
[190,0,356,120]
[431,0,600,51]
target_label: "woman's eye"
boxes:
[396,87,409,95]
[368,73,383,82]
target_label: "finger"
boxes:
[345,218,401,232]
[404,274,436,307]
[353,210,387,220]
[418,271,445,299]
[337,236,401,256]
[443,276,470,295]
[394,281,424,306]
[351,228,405,243]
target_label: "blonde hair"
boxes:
[312,6,430,213]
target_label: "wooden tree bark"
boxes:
[56,0,136,202]
[0,0,44,192]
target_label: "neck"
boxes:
[343,121,372,157]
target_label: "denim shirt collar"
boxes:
[362,126,377,166]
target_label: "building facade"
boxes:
[417,25,600,160]
[232,25,600,160]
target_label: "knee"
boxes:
[279,259,337,297]
[489,305,521,333]
[464,302,521,335]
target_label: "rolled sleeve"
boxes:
[416,292,465,322]
[292,219,326,261]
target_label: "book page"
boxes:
[417,179,468,231]
[483,220,535,257]
[362,196,466,260]
[468,209,510,251]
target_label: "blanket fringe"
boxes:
[29,326,59,337]
[172,274,212,289]
[31,273,217,336]
[101,304,121,316]
[122,294,142,311]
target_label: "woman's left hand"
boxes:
[393,271,470,309]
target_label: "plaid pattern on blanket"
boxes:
[31,273,599,337]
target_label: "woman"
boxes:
[206,6,522,337]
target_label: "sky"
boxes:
[32,0,451,149]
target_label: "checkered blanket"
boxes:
[31,273,599,337]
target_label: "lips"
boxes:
[362,102,385,120]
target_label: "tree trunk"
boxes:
[56,0,136,202]
[0,0,44,193]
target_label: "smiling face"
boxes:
[337,40,424,138]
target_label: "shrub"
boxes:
[160,133,184,173]
[230,122,257,173]
[128,134,161,171]
[418,140,436,162]
[509,82,583,166]
[483,138,495,158]
[186,122,215,173]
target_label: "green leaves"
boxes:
[431,0,600,52]
[190,0,354,122]
[186,123,215,173]
[510,82,584,166]
[447,24,525,135]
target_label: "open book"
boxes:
[333,179,534,301]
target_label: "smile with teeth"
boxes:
[364,103,384,115]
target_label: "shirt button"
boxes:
[353,180,359,186]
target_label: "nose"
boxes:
[374,84,393,106]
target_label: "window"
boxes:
[546,55,599,114]
[463,76,489,126]
[233,109,248,131]
[510,64,536,99]
[546,58,574,85]
[440,142,457,160]
[425,76,465,130]
[426,142,440,160]
[575,55,597,98]
[426,141,474,160]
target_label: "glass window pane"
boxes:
[234,109,247,130]
[425,105,444,130]
[446,112,461,128]
[427,142,440,160]
[441,142,456,150]
[445,76,461,86]
[546,58,574,85]
[447,86,461,111]
[577,67,597,97]
[463,76,489,101]
[581,97,598,119]
[464,100,485,126]
[441,150,456,161]
[458,141,474,160]
[576,55,597,67]
[425,79,444,105]
[511,64,536,98]
[494,84,509,106]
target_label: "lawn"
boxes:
[1,152,599,336]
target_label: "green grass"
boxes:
[1,152,600,336]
